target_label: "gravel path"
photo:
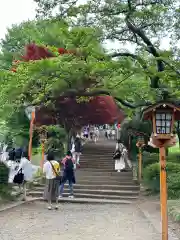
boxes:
[0,202,160,240]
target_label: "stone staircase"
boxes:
[28,140,140,204]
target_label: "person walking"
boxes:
[14,151,33,201]
[59,151,76,198]
[113,141,125,172]
[94,127,99,143]
[72,135,82,168]
[83,127,89,139]
[111,129,116,140]
[113,141,132,172]
[43,151,60,210]
[107,129,111,139]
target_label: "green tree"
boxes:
[45,125,67,157]
[0,18,152,121]
[35,0,180,91]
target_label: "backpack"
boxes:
[8,149,16,161]
[13,169,24,184]
[74,138,82,152]
[65,158,74,170]
[113,149,122,160]
[15,148,23,159]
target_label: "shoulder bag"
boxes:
[50,162,61,182]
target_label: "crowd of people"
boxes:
[104,128,116,140]
[0,125,133,210]
[83,125,100,143]
[0,146,35,200]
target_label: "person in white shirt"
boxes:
[111,129,116,140]
[94,127,99,143]
[43,152,60,210]
[8,151,33,201]
[107,129,111,139]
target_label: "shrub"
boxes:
[143,162,180,195]
[45,126,66,158]
[143,162,160,193]
[142,152,180,169]
[0,184,14,200]
[167,153,180,164]
[0,162,9,184]
[142,152,159,168]
[167,174,180,199]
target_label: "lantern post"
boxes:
[143,102,180,240]
[136,135,145,182]
[25,105,36,161]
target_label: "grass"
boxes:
[168,200,180,222]
[169,142,180,154]
[0,184,16,202]
[143,141,180,223]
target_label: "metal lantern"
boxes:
[137,135,145,145]
[154,110,173,135]
[152,105,174,139]
[143,102,180,140]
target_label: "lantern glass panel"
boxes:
[155,112,172,134]
[166,127,171,134]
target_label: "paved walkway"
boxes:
[0,202,161,240]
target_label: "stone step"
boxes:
[41,174,133,182]
[82,153,113,157]
[34,184,139,191]
[76,175,134,182]
[76,170,132,175]
[77,169,120,172]
[79,165,116,169]
[78,165,120,169]
[79,159,115,162]
[79,163,115,167]
[80,159,114,163]
[80,167,115,171]
[81,153,113,156]
[82,149,114,152]
[60,193,138,201]
[76,180,138,185]
[35,179,137,186]
[80,159,115,162]
[35,197,133,204]
[79,162,116,166]
[30,188,139,196]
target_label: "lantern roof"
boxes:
[142,101,180,121]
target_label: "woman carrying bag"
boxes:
[113,140,125,172]
[113,141,132,172]
[43,152,61,210]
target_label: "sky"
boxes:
[0,0,37,40]
[0,0,170,51]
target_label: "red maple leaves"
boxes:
[21,43,54,61]
[11,43,77,72]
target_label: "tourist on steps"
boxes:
[113,140,132,172]
[59,151,76,198]
[94,127,99,143]
[71,135,82,168]
[43,151,60,210]
[15,151,33,201]
[111,129,116,140]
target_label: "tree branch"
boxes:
[60,89,152,108]
[110,52,150,73]
[109,73,134,89]
[125,18,165,88]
